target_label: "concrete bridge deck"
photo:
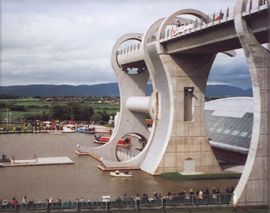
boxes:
[116,1,269,67]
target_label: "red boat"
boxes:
[94,135,131,147]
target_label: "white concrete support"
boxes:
[126,96,150,113]
[233,0,270,207]
[140,18,173,174]
[143,9,221,175]
[126,92,159,119]
[86,34,150,166]
[81,3,269,199]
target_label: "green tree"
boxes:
[91,111,110,124]
[91,113,103,123]
[69,102,80,120]
[79,107,94,121]
[100,111,110,123]
[50,105,69,120]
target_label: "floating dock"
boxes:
[0,157,74,167]
[97,164,139,171]
[74,150,89,156]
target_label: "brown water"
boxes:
[0,133,238,202]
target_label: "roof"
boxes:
[205,97,253,154]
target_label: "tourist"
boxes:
[189,188,194,197]
[198,190,204,200]
[33,154,37,163]
[135,193,140,201]
[214,11,224,21]
[212,187,217,200]
[56,197,62,207]
[79,197,84,203]
[11,155,15,164]
[48,197,53,203]
[153,192,158,200]
[1,199,9,206]
[115,196,121,203]
[123,194,127,202]
[204,188,210,201]
[11,197,18,208]
[22,195,27,206]
[28,199,34,206]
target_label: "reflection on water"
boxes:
[0,133,238,201]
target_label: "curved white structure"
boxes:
[80,0,269,207]
[232,0,270,206]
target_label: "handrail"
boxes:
[0,193,233,212]
[118,1,268,55]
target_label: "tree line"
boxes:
[16,103,111,124]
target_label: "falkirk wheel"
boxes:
[84,0,269,207]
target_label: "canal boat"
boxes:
[62,124,76,133]
[110,170,133,177]
[94,136,131,147]
[77,125,95,134]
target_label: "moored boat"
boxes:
[94,135,131,147]
[62,124,76,133]
[77,125,95,134]
[110,170,133,177]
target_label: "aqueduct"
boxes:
[79,0,269,206]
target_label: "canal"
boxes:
[0,133,238,202]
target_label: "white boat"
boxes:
[77,125,95,134]
[110,170,133,177]
[62,124,76,133]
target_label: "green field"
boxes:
[160,173,241,181]
[0,97,120,123]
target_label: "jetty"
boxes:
[0,157,73,167]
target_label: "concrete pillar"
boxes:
[155,52,221,174]
[233,0,270,206]
[141,10,221,174]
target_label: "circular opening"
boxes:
[115,133,147,162]
[205,49,252,171]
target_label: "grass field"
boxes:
[160,173,241,181]
[0,97,120,122]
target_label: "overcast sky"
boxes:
[0,0,251,89]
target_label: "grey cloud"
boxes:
[1,0,245,87]
[208,51,251,89]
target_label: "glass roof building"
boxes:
[205,97,253,164]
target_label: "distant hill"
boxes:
[0,84,120,97]
[205,85,252,97]
[0,83,252,97]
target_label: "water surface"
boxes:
[0,133,238,202]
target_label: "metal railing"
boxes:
[116,0,269,56]
[162,0,269,41]
[0,193,233,212]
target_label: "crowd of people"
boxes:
[115,186,234,203]
[0,186,234,209]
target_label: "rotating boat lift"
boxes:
[80,0,269,207]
